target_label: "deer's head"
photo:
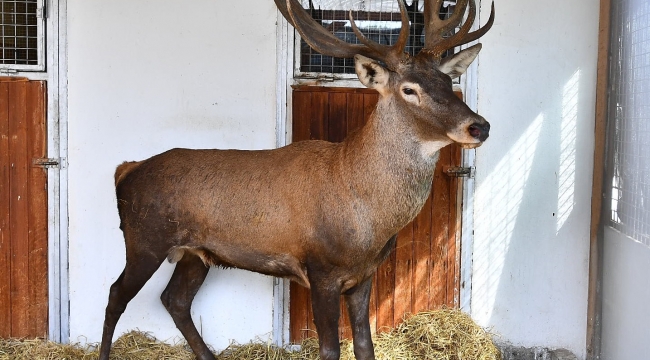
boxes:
[277,0,494,149]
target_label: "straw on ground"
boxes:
[0,309,501,360]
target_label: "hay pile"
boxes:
[0,309,500,360]
[371,309,501,360]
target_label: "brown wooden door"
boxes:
[0,78,48,338]
[289,86,462,341]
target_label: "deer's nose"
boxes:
[469,121,490,142]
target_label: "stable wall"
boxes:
[65,0,600,356]
[472,0,598,358]
[66,0,278,349]
[601,227,650,360]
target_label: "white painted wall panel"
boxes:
[67,0,278,350]
[472,0,598,358]
[601,227,650,360]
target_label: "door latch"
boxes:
[33,158,61,169]
[443,166,474,178]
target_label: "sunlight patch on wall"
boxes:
[473,114,544,321]
[557,69,580,233]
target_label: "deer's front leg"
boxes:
[344,277,375,360]
[310,280,342,360]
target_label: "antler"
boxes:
[420,0,495,61]
[275,0,494,68]
[276,0,411,70]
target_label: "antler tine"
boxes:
[277,0,378,59]
[424,0,469,48]
[421,0,495,61]
[348,0,411,68]
[276,0,411,69]
[455,1,495,47]
[428,0,475,53]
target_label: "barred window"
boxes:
[607,0,650,246]
[295,0,458,77]
[1,0,45,72]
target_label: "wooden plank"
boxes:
[306,287,317,338]
[289,282,311,342]
[26,81,48,337]
[375,244,395,331]
[292,91,312,142]
[394,223,414,325]
[587,0,612,357]
[339,298,352,339]
[310,92,329,141]
[0,82,11,338]
[446,145,462,306]
[447,93,464,307]
[412,193,432,313]
[430,145,451,308]
[290,88,314,342]
[368,273,378,334]
[328,92,348,143]
[8,81,31,337]
[0,77,29,83]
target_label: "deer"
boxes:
[98,0,494,359]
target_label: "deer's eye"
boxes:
[403,88,415,95]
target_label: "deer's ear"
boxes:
[438,43,482,79]
[355,55,390,92]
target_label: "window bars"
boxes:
[607,0,650,247]
[296,0,457,76]
[0,0,44,71]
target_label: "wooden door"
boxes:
[289,86,462,341]
[0,78,48,338]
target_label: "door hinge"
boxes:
[444,166,474,178]
[33,157,62,169]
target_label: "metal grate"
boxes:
[1,0,40,67]
[297,0,457,76]
[607,0,650,246]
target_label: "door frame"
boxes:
[2,0,71,343]
[50,0,70,343]
[273,3,483,345]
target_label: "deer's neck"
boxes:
[339,96,445,236]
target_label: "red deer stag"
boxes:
[98,0,494,359]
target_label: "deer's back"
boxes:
[113,142,375,283]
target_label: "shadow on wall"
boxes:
[472,68,584,344]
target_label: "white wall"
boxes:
[601,227,650,360]
[66,0,278,350]
[472,0,599,358]
[65,0,600,356]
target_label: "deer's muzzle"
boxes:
[468,121,490,142]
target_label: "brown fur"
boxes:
[114,161,142,186]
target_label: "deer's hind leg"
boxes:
[99,249,166,360]
[161,252,214,360]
